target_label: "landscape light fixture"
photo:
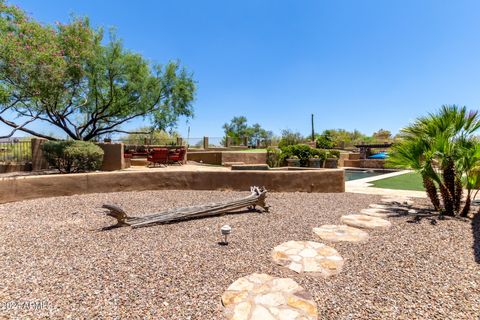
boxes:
[221,225,232,245]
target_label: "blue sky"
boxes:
[4,0,480,139]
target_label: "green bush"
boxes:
[266,147,283,167]
[325,150,340,158]
[267,144,338,167]
[280,144,328,167]
[42,141,104,173]
[315,134,335,149]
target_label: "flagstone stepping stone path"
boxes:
[271,240,344,277]
[222,273,318,320]
[313,225,369,243]
[222,197,415,319]
[340,214,392,230]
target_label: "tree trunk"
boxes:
[460,193,471,217]
[422,175,440,211]
[443,159,456,205]
[441,159,456,216]
[439,184,454,216]
[454,177,463,214]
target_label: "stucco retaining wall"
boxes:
[0,169,344,204]
[0,163,31,173]
[343,159,386,169]
[97,143,126,171]
[186,152,223,165]
[221,152,267,165]
[186,151,267,165]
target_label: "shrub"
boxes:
[268,144,336,167]
[324,150,340,158]
[315,134,335,149]
[42,141,104,173]
[280,144,311,166]
[279,144,327,166]
[266,147,283,167]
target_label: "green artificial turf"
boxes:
[370,172,425,191]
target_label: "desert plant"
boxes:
[266,147,283,167]
[42,141,104,173]
[316,133,335,149]
[388,105,480,217]
[324,150,340,159]
[280,144,312,166]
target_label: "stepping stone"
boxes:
[313,225,369,243]
[369,203,393,209]
[380,197,414,206]
[272,240,344,277]
[360,208,396,218]
[369,203,408,211]
[340,214,392,230]
[222,273,318,320]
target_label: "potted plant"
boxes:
[308,155,323,168]
[324,152,338,168]
[286,155,301,167]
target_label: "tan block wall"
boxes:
[338,153,349,167]
[221,152,267,165]
[96,143,125,171]
[343,159,385,169]
[343,159,360,167]
[186,151,223,165]
[359,159,386,169]
[31,138,49,171]
[0,163,31,173]
[349,153,361,160]
[186,151,267,165]
[0,169,345,204]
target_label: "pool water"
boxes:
[345,170,387,181]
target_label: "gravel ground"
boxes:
[0,190,479,319]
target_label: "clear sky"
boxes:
[5,0,480,139]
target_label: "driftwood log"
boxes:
[101,186,269,229]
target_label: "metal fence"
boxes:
[0,140,32,164]
[113,135,275,150]
[185,137,204,148]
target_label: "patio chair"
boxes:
[147,148,169,167]
[168,148,186,165]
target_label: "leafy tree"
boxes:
[0,2,195,140]
[222,116,272,146]
[222,116,248,145]
[318,129,368,148]
[372,129,392,141]
[245,123,273,145]
[278,129,304,148]
[388,105,480,217]
[315,132,335,149]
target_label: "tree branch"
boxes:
[0,115,57,140]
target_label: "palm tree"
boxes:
[388,137,441,211]
[388,105,480,217]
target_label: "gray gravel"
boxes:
[0,190,479,319]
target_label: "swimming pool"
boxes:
[345,169,389,181]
